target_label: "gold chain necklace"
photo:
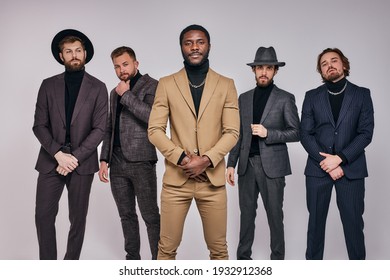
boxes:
[189,79,206,89]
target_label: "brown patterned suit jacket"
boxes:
[33,71,108,175]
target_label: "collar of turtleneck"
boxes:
[325,77,347,94]
[65,68,85,84]
[256,80,274,93]
[184,59,209,76]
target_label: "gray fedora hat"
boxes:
[247,46,285,67]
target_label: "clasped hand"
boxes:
[54,151,79,176]
[319,152,344,181]
[179,154,210,182]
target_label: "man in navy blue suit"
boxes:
[300,48,374,260]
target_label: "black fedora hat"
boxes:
[247,46,285,67]
[51,29,94,65]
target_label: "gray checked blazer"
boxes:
[227,85,300,178]
[100,74,158,164]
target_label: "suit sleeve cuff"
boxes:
[337,152,348,165]
[178,152,187,165]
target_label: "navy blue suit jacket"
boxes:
[300,80,374,179]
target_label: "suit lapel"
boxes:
[242,90,254,126]
[71,72,91,124]
[319,85,336,127]
[54,73,66,126]
[198,69,218,121]
[335,83,353,128]
[260,86,278,123]
[132,74,147,99]
[174,68,196,118]
[110,89,118,128]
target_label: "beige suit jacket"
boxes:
[148,68,239,186]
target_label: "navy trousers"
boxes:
[305,175,365,260]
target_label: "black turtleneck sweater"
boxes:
[325,77,347,123]
[184,59,209,116]
[113,71,142,147]
[177,60,210,165]
[325,77,348,164]
[64,69,85,144]
[249,81,274,157]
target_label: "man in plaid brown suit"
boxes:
[99,46,160,260]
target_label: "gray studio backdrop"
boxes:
[1,0,389,259]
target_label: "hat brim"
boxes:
[51,29,94,65]
[247,61,285,67]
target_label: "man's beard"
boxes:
[119,70,137,81]
[182,49,209,67]
[64,59,85,72]
[256,76,272,87]
[119,73,130,81]
[324,69,343,82]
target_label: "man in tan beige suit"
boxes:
[148,24,240,260]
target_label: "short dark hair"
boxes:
[111,46,137,60]
[317,48,350,80]
[179,24,210,45]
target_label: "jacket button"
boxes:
[193,149,198,155]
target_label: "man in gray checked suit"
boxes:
[98,46,160,260]
[226,46,300,260]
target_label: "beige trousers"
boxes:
[157,179,228,260]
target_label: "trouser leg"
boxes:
[35,171,65,260]
[335,178,365,260]
[158,183,192,260]
[132,162,160,260]
[259,174,286,260]
[305,176,333,260]
[64,173,93,260]
[110,149,140,260]
[196,182,228,260]
[237,158,259,260]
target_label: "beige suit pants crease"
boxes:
[158,179,228,260]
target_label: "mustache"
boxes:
[189,52,202,56]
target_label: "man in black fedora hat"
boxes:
[226,46,300,259]
[33,29,108,259]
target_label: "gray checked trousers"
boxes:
[110,147,160,260]
[237,155,285,260]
